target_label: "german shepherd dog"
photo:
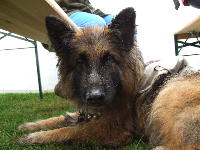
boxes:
[18,7,200,150]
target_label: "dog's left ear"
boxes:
[109,7,136,51]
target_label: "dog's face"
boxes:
[65,29,122,107]
[46,8,144,108]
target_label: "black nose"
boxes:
[85,89,105,106]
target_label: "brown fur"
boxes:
[18,7,200,150]
[149,73,200,150]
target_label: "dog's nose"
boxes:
[85,89,105,106]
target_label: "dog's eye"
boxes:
[76,54,87,65]
[76,58,84,64]
[101,53,118,65]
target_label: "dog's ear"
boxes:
[45,15,75,56]
[109,7,136,51]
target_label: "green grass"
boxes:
[0,93,147,150]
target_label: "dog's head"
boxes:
[45,7,144,109]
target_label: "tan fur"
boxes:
[149,73,200,150]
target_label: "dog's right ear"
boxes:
[45,15,75,56]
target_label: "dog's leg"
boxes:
[19,123,102,145]
[19,118,132,146]
[152,146,169,150]
[19,126,77,145]
[18,112,78,131]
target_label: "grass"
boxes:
[0,93,147,150]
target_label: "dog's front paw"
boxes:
[18,122,40,131]
[152,146,168,150]
[19,132,43,145]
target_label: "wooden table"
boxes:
[0,0,58,44]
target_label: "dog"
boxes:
[18,7,200,150]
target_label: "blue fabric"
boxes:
[69,12,115,27]
[102,14,115,25]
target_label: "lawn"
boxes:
[0,93,147,150]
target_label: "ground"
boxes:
[0,93,147,150]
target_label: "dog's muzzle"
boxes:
[84,88,105,106]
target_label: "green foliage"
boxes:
[0,93,147,150]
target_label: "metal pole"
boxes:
[174,35,179,56]
[33,40,43,99]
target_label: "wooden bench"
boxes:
[174,16,200,56]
